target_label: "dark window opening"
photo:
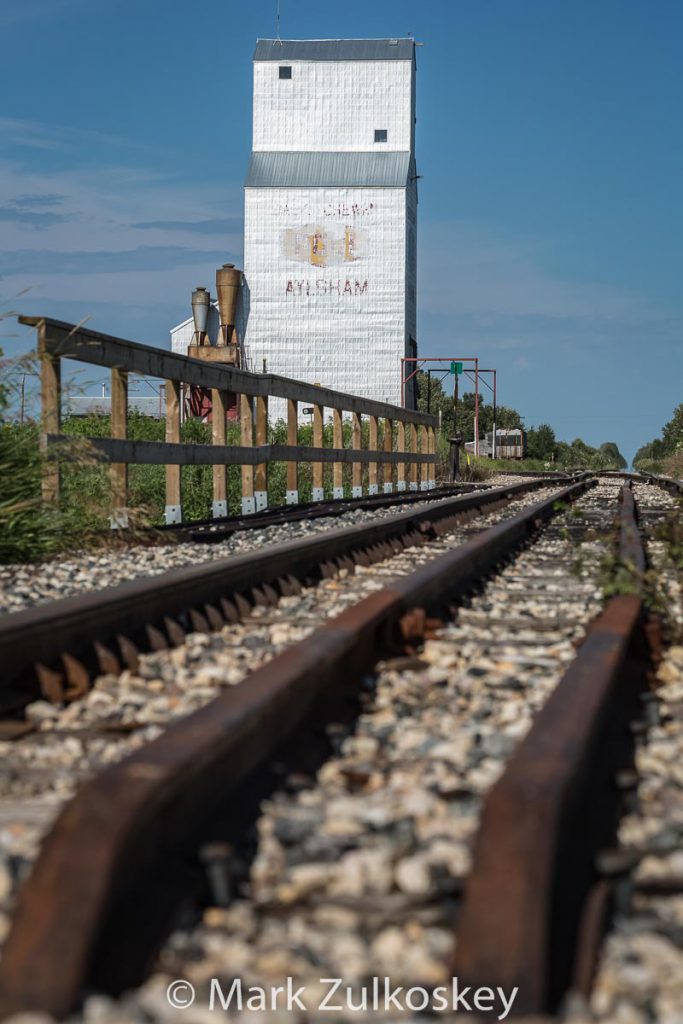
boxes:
[279,65,292,79]
[374,129,388,142]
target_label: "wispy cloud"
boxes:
[0,116,178,162]
[0,246,232,276]
[419,220,653,322]
[0,121,243,338]
[12,193,68,207]
[131,218,244,235]
[0,208,71,228]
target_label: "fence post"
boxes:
[38,320,60,505]
[419,424,429,491]
[409,423,418,491]
[352,412,362,498]
[383,417,393,493]
[212,388,228,518]
[240,394,255,515]
[255,395,268,512]
[110,367,128,528]
[333,408,344,499]
[165,379,182,523]
[312,402,324,501]
[368,415,378,495]
[429,426,436,489]
[397,421,406,491]
[286,399,298,504]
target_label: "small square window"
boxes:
[374,129,388,143]
[279,65,292,79]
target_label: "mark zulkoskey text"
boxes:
[169,976,519,1018]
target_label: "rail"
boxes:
[21,316,438,525]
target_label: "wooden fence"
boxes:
[21,316,439,525]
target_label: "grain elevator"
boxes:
[172,38,418,414]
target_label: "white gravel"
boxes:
[48,481,627,1024]
[0,476,532,616]
[0,480,558,958]
[572,482,683,1024]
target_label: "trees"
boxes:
[414,369,627,469]
[661,403,683,454]
[599,442,627,470]
[526,424,556,461]
[634,402,683,471]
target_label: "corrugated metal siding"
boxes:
[254,38,414,62]
[246,151,411,187]
[243,185,408,417]
[253,60,413,153]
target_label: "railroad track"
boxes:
[0,477,564,719]
[0,473,678,1020]
[144,482,486,545]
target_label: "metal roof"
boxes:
[253,38,415,62]
[246,151,412,188]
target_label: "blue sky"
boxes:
[1,0,681,460]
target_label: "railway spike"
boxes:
[204,604,225,630]
[262,584,279,606]
[117,635,140,672]
[219,598,240,623]
[93,641,121,675]
[189,609,210,633]
[275,575,293,596]
[61,653,91,701]
[145,624,169,651]
[286,575,302,594]
[250,586,269,607]
[34,663,65,704]
[163,617,186,647]
[234,593,252,619]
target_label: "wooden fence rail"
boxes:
[21,316,439,525]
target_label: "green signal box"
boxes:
[450,361,463,375]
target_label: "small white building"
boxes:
[172,38,419,417]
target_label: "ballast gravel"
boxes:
[569,482,683,1024]
[0,476,530,615]
[0,480,564,951]
[54,480,627,1024]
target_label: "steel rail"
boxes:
[0,478,556,714]
[599,469,683,498]
[144,482,483,544]
[453,482,653,1015]
[0,478,593,1018]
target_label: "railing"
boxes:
[22,316,438,525]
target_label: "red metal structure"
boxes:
[401,356,481,456]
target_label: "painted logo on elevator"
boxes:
[282,224,368,267]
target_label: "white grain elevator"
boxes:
[242,38,418,413]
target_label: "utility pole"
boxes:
[492,369,497,459]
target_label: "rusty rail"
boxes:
[0,479,593,1018]
[0,479,550,714]
[453,482,654,1015]
[20,316,438,524]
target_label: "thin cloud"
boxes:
[11,193,68,207]
[0,208,70,228]
[0,247,233,276]
[131,218,244,235]
[418,220,657,322]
